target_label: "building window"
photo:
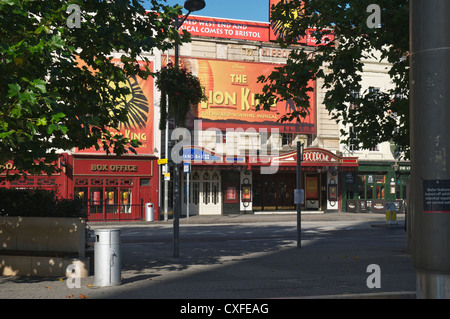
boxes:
[120,189,132,213]
[349,90,360,110]
[374,174,386,184]
[75,178,88,186]
[203,172,210,205]
[376,185,385,199]
[211,172,220,205]
[348,125,359,151]
[192,172,200,205]
[75,187,88,199]
[90,188,103,213]
[37,178,56,186]
[356,174,365,199]
[10,178,35,187]
[281,133,294,146]
[368,86,380,99]
[106,178,119,186]
[75,177,135,215]
[105,188,118,213]
[121,178,133,186]
[91,178,103,186]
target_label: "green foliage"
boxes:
[0,189,87,218]
[155,64,207,130]
[0,0,190,177]
[257,0,409,157]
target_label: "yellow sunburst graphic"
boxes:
[112,76,149,130]
[270,0,304,40]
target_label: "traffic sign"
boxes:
[294,189,304,205]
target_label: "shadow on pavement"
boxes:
[91,219,415,299]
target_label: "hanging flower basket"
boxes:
[155,63,207,130]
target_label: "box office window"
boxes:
[105,188,117,213]
[120,189,132,213]
[75,177,134,214]
[90,187,104,214]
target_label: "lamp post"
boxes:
[173,0,206,258]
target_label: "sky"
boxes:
[144,0,270,22]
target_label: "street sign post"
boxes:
[184,163,190,220]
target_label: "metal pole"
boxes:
[171,5,202,257]
[187,170,190,221]
[297,141,302,248]
[173,159,180,258]
[410,0,450,298]
[173,14,180,258]
[164,50,169,223]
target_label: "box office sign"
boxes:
[74,159,153,176]
[91,164,138,172]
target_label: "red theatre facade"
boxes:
[1,56,160,222]
[1,10,358,220]
[165,13,358,216]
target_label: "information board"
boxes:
[423,180,450,213]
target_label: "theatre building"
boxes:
[1,55,160,222]
[70,154,158,221]
[3,7,406,220]
[0,153,159,222]
[70,55,160,221]
[157,12,360,216]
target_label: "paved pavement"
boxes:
[0,212,416,303]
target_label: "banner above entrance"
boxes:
[182,146,358,168]
[272,148,358,167]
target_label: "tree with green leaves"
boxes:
[257,0,409,157]
[0,0,189,177]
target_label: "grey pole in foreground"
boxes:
[173,0,206,258]
[173,16,180,258]
[296,141,303,248]
[410,0,450,298]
